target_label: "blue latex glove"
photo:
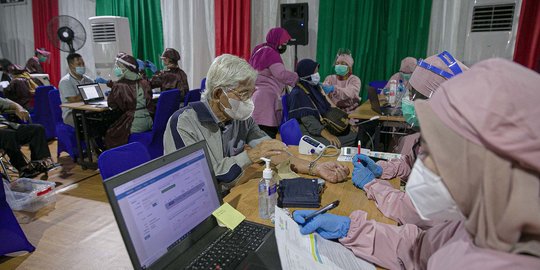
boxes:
[136,59,145,71]
[145,60,158,73]
[356,154,382,177]
[352,158,375,189]
[95,77,108,84]
[293,210,351,239]
[321,84,334,94]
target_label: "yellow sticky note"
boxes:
[212,202,246,230]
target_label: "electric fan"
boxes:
[46,15,87,53]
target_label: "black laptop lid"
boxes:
[103,141,224,270]
[77,83,105,103]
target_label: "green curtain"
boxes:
[96,0,164,73]
[316,0,432,101]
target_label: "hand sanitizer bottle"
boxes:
[259,157,277,220]
[389,80,397,106]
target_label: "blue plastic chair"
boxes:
[129,89,182,159]
[31,86,56,140]
[368,81,388,93]
[98,142,151,180]
[281,94,289,125]
[48,90,79,160]
[0,179,35,255]
[184,89,202,107]
[200,77,206,90]
[279,119,303,146]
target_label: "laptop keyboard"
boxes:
[186,222,271,270]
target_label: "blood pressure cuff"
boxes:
[278,178,320,208]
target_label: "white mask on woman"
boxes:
[221,91,255,121]
[310,72,321,84]
[405,159,464,221]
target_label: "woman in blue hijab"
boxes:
[288,59,356,147]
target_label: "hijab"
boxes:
[415,58,540,257]
[249,28,291,71]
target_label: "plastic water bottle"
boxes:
[259,158,277,219]
[397,80,406,107]
[388,80,397,106]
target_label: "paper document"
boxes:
[212,202,245,230]
[274,207,375,270]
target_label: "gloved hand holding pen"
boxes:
[293,210,350,239]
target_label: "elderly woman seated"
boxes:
[288,59,357,148]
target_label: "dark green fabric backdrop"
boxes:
[96,0,164,72]
[316,0,432,101]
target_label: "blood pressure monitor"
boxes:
[298,135,326,155]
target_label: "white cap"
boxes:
[260,157,272,179]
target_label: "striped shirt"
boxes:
[163,100,269,186]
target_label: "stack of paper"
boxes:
[274,207,375,270]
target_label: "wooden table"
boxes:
[349,101,405,122]
[60,102,110,170]
[225,146,399,227]
[1,148,398,270]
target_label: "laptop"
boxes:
[30,73,51,86]
[77,83,108,106]
[367,86,402,116]
[103,141,281,270]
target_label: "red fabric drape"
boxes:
[214,0,251,60]
[513,0,540,72]
[32,0,60,87]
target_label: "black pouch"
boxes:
[277,178,320,208]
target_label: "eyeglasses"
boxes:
[417,51,463,80]
[226,87,256,101]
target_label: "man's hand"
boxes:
[321,129,341,148]
[315,161,350,183]
[15,106,30,121]
[246,139,287,163]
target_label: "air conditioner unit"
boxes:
[88,16,132,80]
[463,0,521,66]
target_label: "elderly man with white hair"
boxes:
[163,54,350,190]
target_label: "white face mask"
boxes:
[310,72,320,85]
[405,159,463,221]
[221,91,254,121]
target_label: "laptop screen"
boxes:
[110,144,221,269]
[77,83,104,101]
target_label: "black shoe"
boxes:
[18,165,41,179]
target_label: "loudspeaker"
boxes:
[280,3,309,46]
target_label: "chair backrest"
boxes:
[200,77,206,90]
[150,89,182,142]
[279,118,303,146]
[281,94,289,125]
[48,90,63,124]
[98,142,151,180]
[184,89,201,107]
[32,86,56,139]
[368,80,388,92]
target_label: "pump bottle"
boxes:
[258,157,277,219]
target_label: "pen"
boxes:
[303,200,340,221]
[357,140,361,157]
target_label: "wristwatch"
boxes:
[308,161,317,176]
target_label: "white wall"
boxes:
[0,0,35,66]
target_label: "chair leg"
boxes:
[0,156,12,182]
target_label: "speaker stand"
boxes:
[294,44,298,71]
